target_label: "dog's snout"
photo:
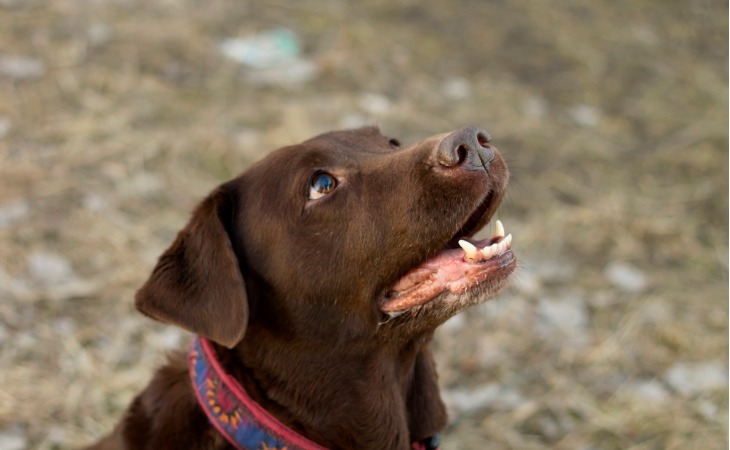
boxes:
[436,126,495,170]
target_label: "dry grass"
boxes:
[0,1,727,449]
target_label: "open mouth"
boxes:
[379,192,516,317]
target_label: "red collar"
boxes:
[189,336,440,450]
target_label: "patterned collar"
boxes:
[188,336,440,450]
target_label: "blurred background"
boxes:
[0,1,727,449]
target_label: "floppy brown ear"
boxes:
[407,348,447,441]
[135,184,248,348]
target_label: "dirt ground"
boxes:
[0,1,727,449]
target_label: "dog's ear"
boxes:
[408,348,447,441]
[135,184,248,348]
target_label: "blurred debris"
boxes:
[568,104,601,127]
[440,313,466,334]
[221,29,302,69]
[221,29,318,87]
[0,266,31,299]
[537,293,590,344]
[0,116,10,138]
[21,251,99,300]
[0,55,45,80]
[338,113,370,129]
[442,77,472,100]
[118,173,164,197]
[604,262,648,294]
[695,399,720,422]
[28,250,75,287]
[87,23,112,47]
[0,427,26,450]
[527,259,577,286]
[359,93,392,115]
[664,362,727,396]
[523,96,549,119]
[82,193,110,212]
[0,199,29,228]
[624,379,671,404]
[442,383,525,417]
[148,328,185,350]
[243,59,318,87]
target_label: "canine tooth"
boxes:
[458,240,478,259]
[493,220,505,238]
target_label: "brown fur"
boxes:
[88,126,512,450]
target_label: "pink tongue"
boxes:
[390,267,433,292]
[381,248,467,313]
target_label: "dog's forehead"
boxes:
[303,126,390,153]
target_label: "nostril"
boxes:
[456,145,468,164]
[476,131,491,147]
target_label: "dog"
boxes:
[88,126,516,450]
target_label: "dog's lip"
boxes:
[446,190,497,249]
[379,226,514,315]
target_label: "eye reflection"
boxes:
[309,172,337,200]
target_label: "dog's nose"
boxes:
[436,126,495,170]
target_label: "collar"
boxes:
[189,336,440,450]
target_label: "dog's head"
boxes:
[135,126,516,348]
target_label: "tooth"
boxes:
[493,220,505,238]
[481,245,494,259]
[458,240,478,260]
[503,234,512,247]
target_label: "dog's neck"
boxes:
[212,327,447,449]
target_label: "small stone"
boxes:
[664,362,727,396]
[28,250,75,286]
[0,428,26,450]
[83,193,109,212]
[119,173,164,196]
[523,96,548,119]
[359,93,392,115]
[87,23,112,47]
[625,379,671,404]
[150,328,185,349]
[537,293,589,341]
[339,113,369,129]
[442,383,525,417]
[0,55,45,80]
[569,104,601,127]
[221,29,302,69]
[442,77,472,100]
[604,262,648,293]
[442,384,498,415]
[530,259,576,284]
[695,399,719,422]
[53,318,76,337]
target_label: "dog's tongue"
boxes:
[380,221,513,314]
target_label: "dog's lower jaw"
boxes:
[222,333,446,450]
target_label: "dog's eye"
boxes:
[388,138,401,149]
[309,172,338,200]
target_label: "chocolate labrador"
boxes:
[88,126,516,450]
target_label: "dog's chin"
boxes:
[378,230,517,327]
